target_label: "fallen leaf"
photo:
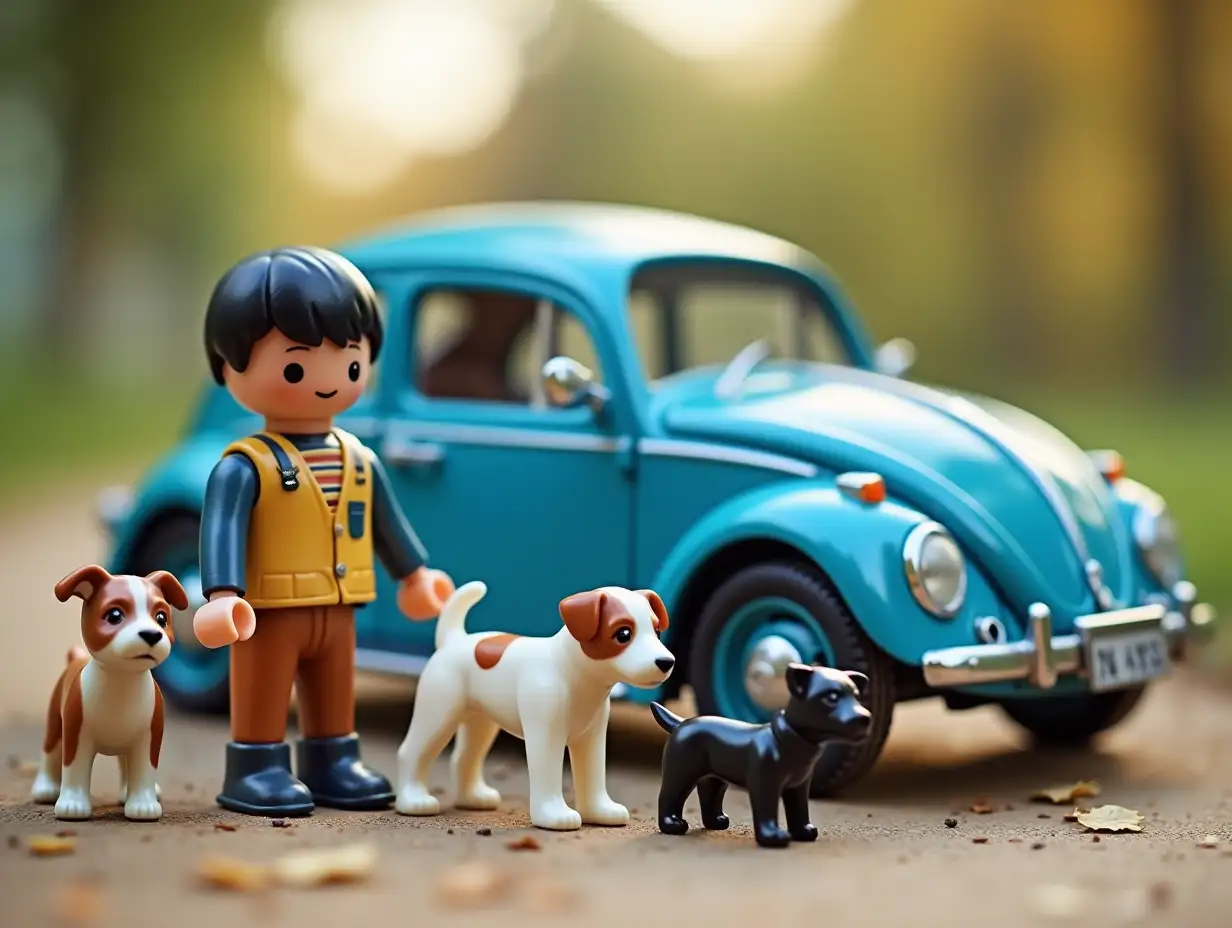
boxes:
[28,835,76,857]
[1032,884,1087,919]
[213,823,237,833]
[1030,781,1101,804]
[1198,835,1219,849]
[52,880,105,924]
[970,798,995,815]
[972,837,989,844]
[273,844,376,888]
[197,856,271,892]
[506,834,541,851]
[435,861,510,909]
[1075,805,1144,833]
[54,830,76,838]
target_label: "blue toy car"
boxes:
[100,202,1216,795]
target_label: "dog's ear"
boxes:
[636,590,669,633]
[146,570,189,611]
[559,590,606,643]
[844,670,869,697]
[54,565,112,603]
[784,662,815,700]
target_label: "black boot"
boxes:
[296,734,393,810]
[216,742,315,817]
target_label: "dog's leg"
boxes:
[31,742,62,804]
[697,776,730,830]
[569,702,628,826]
[394,671,463,816]
[117,756,128,804]
[54,742,94,821]
[656,747,697,836]
[523,707,581,831]
[122,736,162,822]
[451,715,502,811]
[782,782,817,842]
[747,769,791,848]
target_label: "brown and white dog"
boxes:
[31,565,186,821]
[395,581,676,830]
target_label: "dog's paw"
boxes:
[702,813,730,831]
[54,790,92,821]
[394,787,440,816]
[754,826,792,848]
[531,801,583,831]
[124,791,163,822]
[30,773,60,804]
[455,783,501,811]
[790,823,819,842]
[579,797,629,827]
[658,815,689,836]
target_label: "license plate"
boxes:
[1086,631,1169,692]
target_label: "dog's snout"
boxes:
[655,657,676,673]
[138,629,164,646]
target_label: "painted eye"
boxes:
[348,360,361,382]
[155,611,169,628]
[283,362,305,384]
[104,608,124,625]
[823,691,840,705]
[613,627,632,644]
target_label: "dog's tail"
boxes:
[649,702,685,734]
[434,580,488,650]
[66,645,87,664]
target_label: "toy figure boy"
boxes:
[195,245,454,817]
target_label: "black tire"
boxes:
[126,515,231,714]
[687,561,896,798]
[1000,686,1147,745]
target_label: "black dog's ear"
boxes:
[784,663,815,700]
[845,671,869,696]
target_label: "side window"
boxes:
[412,286,602,408]
[628,288,667,382]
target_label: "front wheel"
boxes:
[687,561,895,797]
[999,686,1147,745]
[126,515,231,714]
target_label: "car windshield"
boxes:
[628,263,853,383]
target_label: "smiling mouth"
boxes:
[134,654,157,661]
[315,390,338,399]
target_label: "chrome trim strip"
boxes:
[385,421,620,452]
[922,603,1173,688]
[354,649,427,676]
[637,438,818,477]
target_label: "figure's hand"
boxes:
[397,567,455,620]
[193,592,256,648]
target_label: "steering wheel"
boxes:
[714,339,773,400]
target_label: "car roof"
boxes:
[337,201,822,285]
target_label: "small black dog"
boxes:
[651,663,871,848]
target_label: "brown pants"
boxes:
[229,605,356,743]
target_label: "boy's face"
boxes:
[224,329,372,424]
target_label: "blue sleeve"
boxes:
[200,453,259,598]
[369,450,428,579]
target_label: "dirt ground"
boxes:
[2,488,1232,927]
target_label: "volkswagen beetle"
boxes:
[100,203,1215,795]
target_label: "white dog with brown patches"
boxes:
[395,581,676,831]
[31,565,187,822]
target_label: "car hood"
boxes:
[658,365,1136,623]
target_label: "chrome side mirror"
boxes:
[542,356,609,412]
[875,337,917,378]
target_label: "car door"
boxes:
[375,270,635,655]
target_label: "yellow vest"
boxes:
[224,428,377,609]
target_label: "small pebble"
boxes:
[271,820,290,829]
[6,835,19,849]
[1037,813,1051,819]
[1149,882,1172,910]
[446,829,454,835]
[944,818,958,828]
[1092,835,1101,843]
[972,837,989,844]
[1031,842,1046,850]
[476,827,492,837]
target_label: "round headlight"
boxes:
[1133,501,1182,588]
[904,522,968,618]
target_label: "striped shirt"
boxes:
[299,442,344,511]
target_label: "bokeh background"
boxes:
[0,0,1228,634]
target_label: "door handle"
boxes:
[380,437,445,469]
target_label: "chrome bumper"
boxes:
[922,588,1217,689]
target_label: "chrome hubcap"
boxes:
[172,572,207,651]
[743,635,804,711]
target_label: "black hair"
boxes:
[204,246,384,385]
